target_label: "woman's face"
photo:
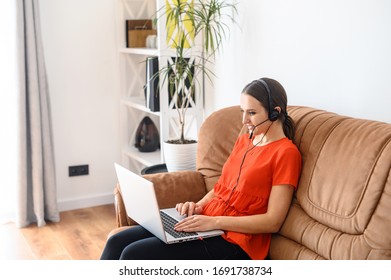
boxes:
[240,93,269,136]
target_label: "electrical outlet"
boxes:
[69,164,89,177]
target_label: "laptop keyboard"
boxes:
[160,211,197,238]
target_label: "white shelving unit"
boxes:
[115,0,204,174]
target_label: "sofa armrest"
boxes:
[114,171,208,227]
[113,183,137,227]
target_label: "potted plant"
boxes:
[151,0,237,171]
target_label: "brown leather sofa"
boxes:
[111,105,391,259]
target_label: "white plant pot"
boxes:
[163,141,198,172]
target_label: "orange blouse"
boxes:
[202,134,302,260]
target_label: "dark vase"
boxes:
[134,116,160,152]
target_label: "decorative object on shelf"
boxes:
[146,34,158,48]
[145,56,160,112]
[134,116,160,152]
[126,19,157,48]
[150,0,237,171]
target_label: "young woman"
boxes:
[100,78,302,260]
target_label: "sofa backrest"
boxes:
[270,106,391,259]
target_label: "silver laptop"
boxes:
[114,163,223,244]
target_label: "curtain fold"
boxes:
[16,0,59,227]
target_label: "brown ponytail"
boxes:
[283,111,295,141]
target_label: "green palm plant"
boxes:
[153,0,237,144]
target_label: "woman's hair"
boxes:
[241,77,295,140]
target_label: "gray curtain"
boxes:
[16,0,59,227]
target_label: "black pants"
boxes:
[100,226,250,260]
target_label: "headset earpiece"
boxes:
[269,109,279,121]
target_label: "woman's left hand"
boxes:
[174,215,217,232]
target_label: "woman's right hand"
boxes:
[175,201,203,216]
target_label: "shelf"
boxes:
[121,96,161,116]
[122,146,162,167]
[117,1,203,172]
[119,47,158,56]
[116,0,163,173]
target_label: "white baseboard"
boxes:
[57,192,114,212]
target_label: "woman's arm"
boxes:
[216,184,294,233]
[175,185,294,234]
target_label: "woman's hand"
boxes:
[174,215,217,232]
[175,201,203,216]
[175,189,215,217]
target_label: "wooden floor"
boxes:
[0,204,116,260]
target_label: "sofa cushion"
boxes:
[270,106,391,259]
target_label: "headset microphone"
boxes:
[249,118,269,139]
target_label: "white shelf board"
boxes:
[119,47,158,56]
[121,96,161,116]
[122,146,162,167]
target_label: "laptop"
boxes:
[114,163,223,244]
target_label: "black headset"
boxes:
[255,79,280,122]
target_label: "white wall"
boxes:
[39,0,390,211]
[207,0,391,123]
[39,0,121,210]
